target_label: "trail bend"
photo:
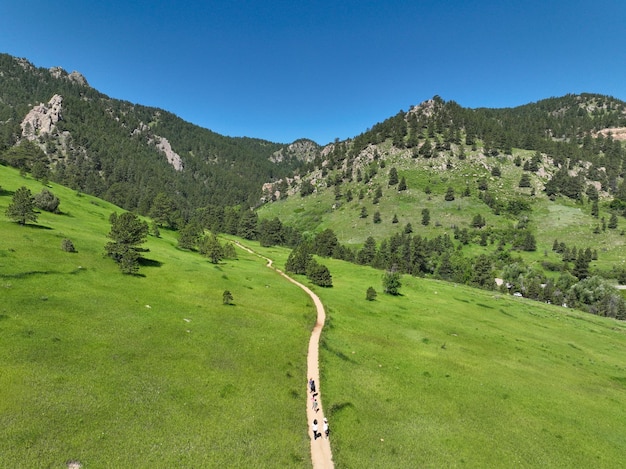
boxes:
[233,241,334,468]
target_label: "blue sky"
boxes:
[2,0,625,144]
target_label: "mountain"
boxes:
[257,95,626,320]
[0,53,311,220]
[262,94,626,201]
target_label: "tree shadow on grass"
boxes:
[0,270,59,279]
[138,257,163,268]
[17,222,53,230]
[328,402,354,418]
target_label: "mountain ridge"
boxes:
[3,53,626,221]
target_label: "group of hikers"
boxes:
[309,378,329,440]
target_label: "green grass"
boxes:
[310,260,626,468]
[258,146,626,277]
[0,166,312,467]
[3,164,626,468]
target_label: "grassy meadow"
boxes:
[3,163,626,468]
[258,146,626,275]
[238,239,626,468]
[298,257,626,468]
[0,166,313,467]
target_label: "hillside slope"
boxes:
[0,53,310,216]
[2,164,626,467]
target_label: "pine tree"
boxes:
[388,167,399,186]
[306,259,333,287]
[357,237,377,265]
[105,212,149,274]
[421,208,430,226]
[366,287,377,301]
[591,200,599,217]
[178,222,202,250]
[382,267,402,295]
[199,233,224,264]
[519,173,531,188]
[285,244,313,274]
[237,210,258,240]
[149,193,177,228]
[5,186,38,225]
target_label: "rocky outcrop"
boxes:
[596,127,626,141]
[271,139,320,163]
[49,67,89,86]
[21,94,63,140]
[154,136,184,171]
[67,70,89,86]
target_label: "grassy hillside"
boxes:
[245,243,626,467]
[259,141,626,274]
[3,164,626,468]
[0,165,312,467]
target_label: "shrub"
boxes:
[61,238,76,253]
[222,290,233,305]
[34,188,60,213]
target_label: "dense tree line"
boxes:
[0,53,306,221]
[224,208,624,319]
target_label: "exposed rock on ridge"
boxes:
[154,135,184,171]
[21,94,63,140]
[271,139,319,163]
[49,66,89,86]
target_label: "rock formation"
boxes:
[20,94,63,140]
[154,136,184,171]
[49,67,89,86]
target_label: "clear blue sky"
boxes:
[2,0,625,145]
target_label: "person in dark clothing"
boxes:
[312,419,320,440]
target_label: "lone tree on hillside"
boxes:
[382,267,402,295]
[366,286,377,301]
[34,188,60,213]
[388,167,399,186]
[223,290,234,305]
[5,186,38,225]
[421,208,430,226]
[105,212,149,274]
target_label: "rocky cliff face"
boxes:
[270,139,320,163]
[154,135,184,171]
[48,66,89,86]
[20,94,63,140]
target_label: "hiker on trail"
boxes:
[323,418,329,439]
[312,396,319,413]
[309,378,316,394]
[312,419,319,440]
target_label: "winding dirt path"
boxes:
[233,241,334,468]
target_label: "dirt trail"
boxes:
[233,242,334,468]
